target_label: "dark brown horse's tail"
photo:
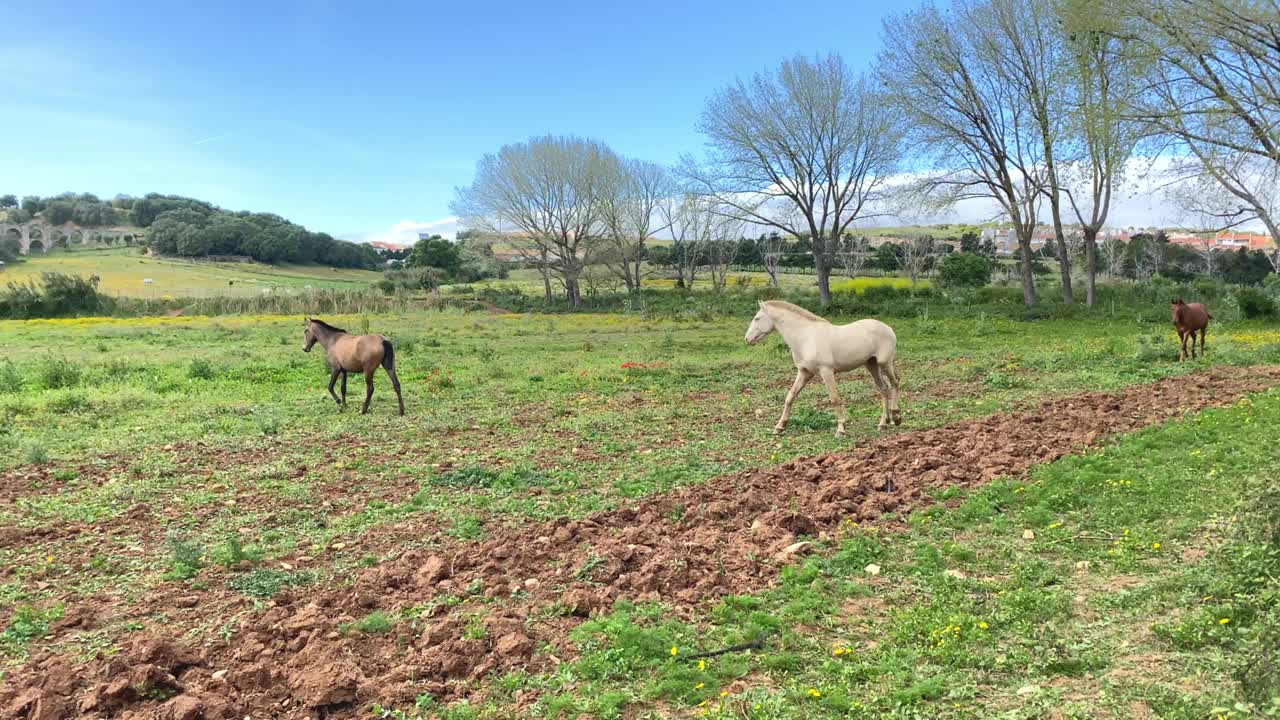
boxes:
[381,339,396,371]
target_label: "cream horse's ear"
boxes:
[758,300,765,308]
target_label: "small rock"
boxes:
[523,578,540,590]
[279,562,294,571]
[211,669,228,682]
[494,632,534,658]
[416,556,450,585]
[943,569,967,580]
[297,556,313,563]
[775,541,812,561]
[864,563,881,576]
[1016,684,1038,696]
[1075,561,1091,571]
[1022,529,1035,540]
[174,596,199,608]
[162,694,204,720]
[330,543,346,551]
[223,500,237,507]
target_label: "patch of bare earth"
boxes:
[3,367,1277,720]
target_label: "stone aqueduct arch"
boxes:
[0,221,143,255]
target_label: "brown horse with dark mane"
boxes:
[303,318,405,415]
[1171,299,1212,362]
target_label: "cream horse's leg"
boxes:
[883,361,902,425]
[775,368,813,434]
[867,363,891,430]
[818,367,847,437]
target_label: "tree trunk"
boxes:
[1050,208,1073,304]
[538,248,553,305]
[814,248,832,306]
[1083,228,1098,309]
[565,272,581,308]
[1018,235,1036,307]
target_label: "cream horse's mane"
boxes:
[762,300,829,324]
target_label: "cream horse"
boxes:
[745,300,901,435]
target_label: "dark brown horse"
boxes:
[303,318,405,415]
[1171,299,1212,362]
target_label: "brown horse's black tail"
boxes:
[381,339,396,371]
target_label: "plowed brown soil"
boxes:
[4,367,1277,720]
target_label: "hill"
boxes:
[0,246,380,298]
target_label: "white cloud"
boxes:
[343,217,459,246]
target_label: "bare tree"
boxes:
[897,236,935,288]
[1124,0,1280,241]
[1100,237,1127,278]
[599,159,675,294]
[703,205,746,292]
[837,234,870,278]
[880,1,1047,306]
[1059,0,1148,307]
[760,232,786,287]
[657,194,708,289]
[982,0,1077,303]
[452,135,616,308]
[683,54,901,306]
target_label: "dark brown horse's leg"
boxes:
[340,371,348,405]
[386,367,405,416]
[361,370,375,414]
[327,369,342,405]
[1200,328,1207,357]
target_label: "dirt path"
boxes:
[4,366,1278,720]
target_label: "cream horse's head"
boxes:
[744,302,777,345]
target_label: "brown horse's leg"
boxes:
[340,371,348,405]
[361,370,375,414]
[327,368,342,406]
[1200,327,1207,357]
[1177,329,1187,362]
[775,368,813,434]
[386,367,405,416]
[818,367,847,437]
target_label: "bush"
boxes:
[1236,287,1277,319]
[37,356,81,390]
[0,361,24,393]
[0,273,109,319]
[938,252,992,289]
[187,358,217,380]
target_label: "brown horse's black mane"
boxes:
[309,318,349,334]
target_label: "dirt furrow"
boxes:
[3,366,1277,720]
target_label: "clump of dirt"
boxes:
[2,366,1276,719]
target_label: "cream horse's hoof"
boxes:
[773,426,786,435]
[835,429,847,438]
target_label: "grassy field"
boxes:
[1,308,1278,717]
[0,247,382,298]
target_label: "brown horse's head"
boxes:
[303,318,317,353]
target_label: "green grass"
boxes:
[439,390,1280,720]
[1,246,381,298]
[2,306,1278,715]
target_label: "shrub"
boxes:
[0,361,24,393]
[1236,287,1276,319]
[37,356,81,390]
[187,358,217,380]
[938,252,992,289]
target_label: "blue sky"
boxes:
[2,0,900,244]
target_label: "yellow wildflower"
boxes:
[698,659,706,671]
[808,688,822,698]
[1220,618,1231,625]
[670,645,678,657]
[696,683,705,690]
[978,621,989,630]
